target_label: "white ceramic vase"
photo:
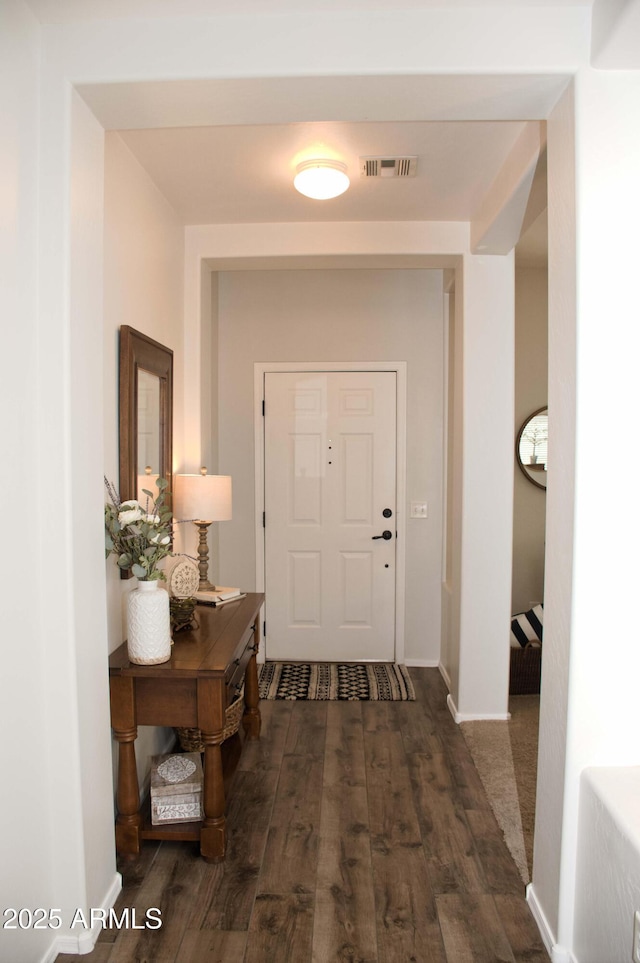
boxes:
[127,580,172,665]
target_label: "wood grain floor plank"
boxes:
[314,787,378,963]
[365,725,447,962]
[364,728,422,849]
[175,928,247,962]
[107,842,205,963]
[407,751,488,895]
[284,700,328,757]
[361,700,400,733]
[394,699,445,757]
[410,671,489,809]
[324,701,366,788]
[435,893,517,963]
[244,892,314,963]
[257,750,324,895]
[442,729,493,812]
[313,704,378,963]
[372,846,447,963]
[237,698,293,774]
[192,769,280,930]
[409,667,450,712]
[464,809,525,897]
[493,894,550,962]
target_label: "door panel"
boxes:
[265,371,396,662]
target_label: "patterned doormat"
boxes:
[258,662,415,701]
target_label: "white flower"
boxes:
[150,534,171,546]
[118,507,144,526]
[105,477,173,581]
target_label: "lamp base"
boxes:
[194,521,217,593]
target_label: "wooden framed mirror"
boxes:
[516,406,548,491]
[119,325,173,514]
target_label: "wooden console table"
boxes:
[108,592,264,862]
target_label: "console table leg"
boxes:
[114,727,142,856]
[243,646,262,741]
[200,736,226,862]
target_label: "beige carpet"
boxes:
[460,695,539,884]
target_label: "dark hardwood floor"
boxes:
[56,668,548,962]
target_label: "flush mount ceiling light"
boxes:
[293,159,350,200]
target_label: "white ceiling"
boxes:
[117,121,530,226]
[30,0,552,262]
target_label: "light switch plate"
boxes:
[410,501,428,518]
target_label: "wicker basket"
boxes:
[175,687,244,752]
[169,596,198,633]
[509,645,542,695]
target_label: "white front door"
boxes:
[264,370,397,662]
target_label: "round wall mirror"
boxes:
[516,406,548,491]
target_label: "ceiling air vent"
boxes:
[360,156,417,178]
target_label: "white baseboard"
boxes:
[551,946,575,963]
[447,692,459,722]
[404,658,439,667]
[439,662,452,690]
[42,872,122,960]
[526,883,575,963]
[446,693,510,723]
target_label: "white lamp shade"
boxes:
[174,473,232,522]
[294,160,350,200]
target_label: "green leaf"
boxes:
[117,553,132,569]
[132,563,147,578]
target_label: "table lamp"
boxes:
[174,468,232,593]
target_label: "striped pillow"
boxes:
[510,604,543,648]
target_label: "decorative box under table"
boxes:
[150,752,203,825]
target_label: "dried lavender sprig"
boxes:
[104,476,121,508]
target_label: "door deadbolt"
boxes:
[382,508,393,518]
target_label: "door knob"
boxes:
[372,530,393,540]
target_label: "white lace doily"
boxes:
[167,558,199,599]
[157,755,197,784]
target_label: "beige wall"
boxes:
[0,4,54,961]
[453,253,515,719]
[531,80,576,948]
[103,131,185,784]
[512,265,548,613]
[215,268,445,665]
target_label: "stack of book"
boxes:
[195,586,246,606]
